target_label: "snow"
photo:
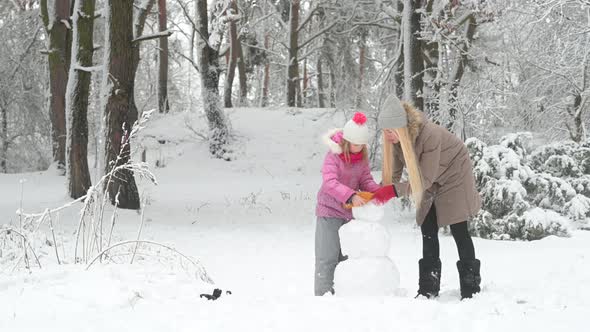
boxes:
[334,257,401,297]
[1,108,590,331]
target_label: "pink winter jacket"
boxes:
[315,129,381,221]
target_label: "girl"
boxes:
[314,112,389,296]
[378,94,481,300]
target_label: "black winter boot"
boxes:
[416,258,441,299]
[457,259,481,299]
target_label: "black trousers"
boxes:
[421,205,475,261]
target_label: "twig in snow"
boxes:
[18,179,29,270]
[86,240,214,284]
[130,198,147,264]
[46,210,61,265]
[0,228,42,270]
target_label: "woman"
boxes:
[378,94,482,300]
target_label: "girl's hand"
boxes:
[351,194,367,207]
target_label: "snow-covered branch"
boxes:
[74,65,103,73]
[299,20,340,50]
[132,30,174,44]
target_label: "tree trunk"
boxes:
[315,7,329,108]
[286,0,300,107]
[303,58,308,106]
[394,48,404,99]
[329,68,336,108]
[261,33,270,107]
[41,0,70,172]
[317,57,325,108]
[196,0,229,159]
[158,0,169,113]
[132,0,155,119]
[0,107,7,173]
[356,29,367,108]
[423,40,441,119]
[567,94,585,143]
[224,4,238,108]
[102,0,140,209]
[236,46,247,105]
[234,0,247,105]
[394,0,404,98]
[224,0,247,108]
[223,58,237,107]
[66,0,95,199]
[447,14,477,131]
[423,37,441,120]
[403,0,424,111]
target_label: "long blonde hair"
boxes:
[381,128,424,207]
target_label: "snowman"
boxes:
[334,201,400,296]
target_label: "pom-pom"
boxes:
[352,112,367,125]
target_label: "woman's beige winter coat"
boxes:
[390,105,481,226]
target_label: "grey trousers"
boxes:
[314,216,347,296]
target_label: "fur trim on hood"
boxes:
[321,128,343,154]
[403,103,426,141]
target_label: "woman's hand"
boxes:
[383,129,400,144]
[373,185,398,204]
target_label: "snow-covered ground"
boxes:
[1,108,589,332]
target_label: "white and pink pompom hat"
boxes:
[343,112,369,145]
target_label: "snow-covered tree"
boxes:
[195,0,231,159]
[1,5,49,173]
[158,0,170,114]
[40,0,72,172]
[101,0,162,209]
[66,0,97,199]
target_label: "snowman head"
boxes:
[352,202,385,222]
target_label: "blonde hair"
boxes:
[341,139,368,163]
[381,128,424,207]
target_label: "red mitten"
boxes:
[372,185,397,204]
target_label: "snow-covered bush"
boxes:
[480,178,529,217]
[570,175,590,197]
[468,133,589,240]
[563,195,590,223]
[499,132,533,159]
[529,142,590,177]
[524,173,577,210]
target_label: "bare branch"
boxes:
[527,60,583,93]
[297,5,322,32]
[299,20,340,49]
[175,51,201,72]
[9,21,41,81]
[246,12,275,31]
